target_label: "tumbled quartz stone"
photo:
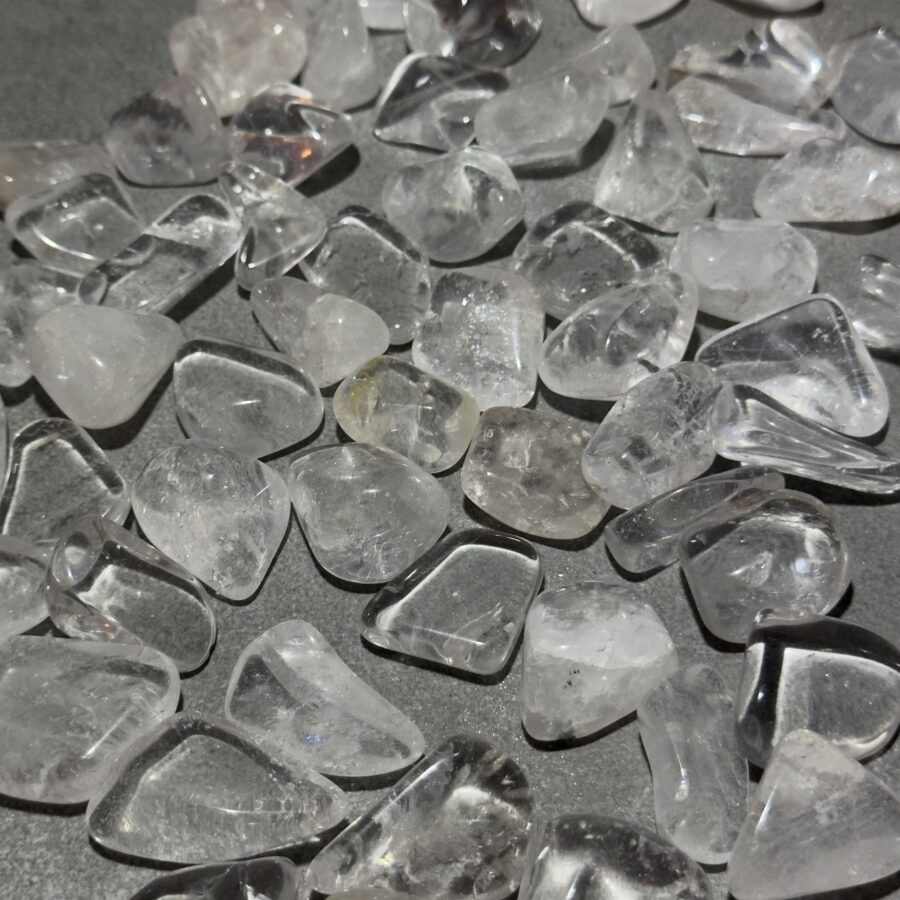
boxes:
[845,254,900,350]
[334,356,478,473]
[462,407,609,540]
[572,0,681,26]
[251,278,390,387]
[731,0,818,7]
[0,418,129,544]
[359,0,404,29]
[225,619,425,779]
[44,516,215,673]
[0,637,179,804]
[727,730,900,900]
[362,528,542,677]
[413,266,543,409]
[522,582,678,742]
[132,441,290,601]
[582,362,730,509]
[375,54,509,152]
[27,305,183,430]
[679,489,849,645]
[696,296,888,438]
[638,664,749,865]
[735,612,900,767]
[575,26,656,105]
[669,219,817,322]
[511,201,662,320]
[382,147,524,263]
[519,815,712,900]
[130,858,301,900]
[594,90,713,234]
[301,206,431,345]
[306,734,533,899]
[87,712,348,864]
[540,272,698,400]
[291,443,449,584]
[175,338,323,457]
[0,537,52,641]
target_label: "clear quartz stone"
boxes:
[129,858,302,900]
[727,0,818,7]
[574,26,656,105]
[358,0,405,29]
[845,254,900,350]
[0,537,52,641]
[572,0,682,26]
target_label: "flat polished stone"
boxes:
[129,858,302,900]
[0,537,51,641]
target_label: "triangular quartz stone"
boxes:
[129,857,301,900]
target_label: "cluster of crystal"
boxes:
[86,712,348,864]
[174,338,323,457]
[132,441,290,600]
[361,528,542,677]
[130,858,301,900]
[306,735,534,898]
[382,148,524,262]
[0,637,179,804]
[572,26,656,105]
[462,407,609,540]
[696,297,889,438]
[582,363,731,509]
[290,443,450,584]
[845,255,900,350]
[0,538,51,641]
[594,91,713,234]
[251,278,390,386]
[669,220,817,322]
[679,490,849,644]
[301,206,431,344]
[333,356,479,473]
[540,272,698,400]
[735,612,900,767]
[413,266,543,408]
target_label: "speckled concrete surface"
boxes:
[0,1,898,898]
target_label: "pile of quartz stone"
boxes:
[1,0,900,897]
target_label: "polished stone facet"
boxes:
[0,538,51,641]
[225,619,425,779]
[462,407,610,540]
[0,637,179,804]
[845,254,900,350]
[306,734,533,899]
[129,858,302,900]
[361,528,542,677]
[133,441,290,600]
[572,0,681,25]
[291,443,450,584]
[575,26,656,105]
[522,582,678,742]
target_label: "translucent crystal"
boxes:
[412,266,543,408]
[574,26,656,105]
[845,254,900,350]
[0,538,52,641]
[728,0,817,7]
[382,147,524,263]
[572,0,680,25]
[225,619,425,778]
[129,858,302,900]
[305,734,533,899]
[87,712,349,864]
[0,637,178,804]
[462,407,609,540]
[359,0,404,29]
[679,489,849,644]
[540,272,698,400]
[361,528,542,677]
[696,296,889,438]
[132,441,291,600]
[522,582,678,741]
[593,90,713,234]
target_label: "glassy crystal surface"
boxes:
[251,277,391,386]
[0,419,129,544]
[845,254,900,350]
[574,26,656,105]
[301,206,431,345]
[522,582,678,742]
[726,730,900,900]
[679,489,849,645]
[334,356,479,473]
[669,219,817,322]
[382,147,524,263]
[174,337,323,457]
[413,266,543,408]
[132,441,290,600]
[87,712,348,864]
[45,516,216,673]
[594,90,713,234]
[129,858,302,900]
[359,0,404,29]
[361,528,542,677]
[572,0,681,25]
[225,619,425,779]
[540,272,698,400]
[729,0,818,7]
[582,363,730,509]
[511,201,662,320]
[27,305,183,429]
[306,734,533,899]
[696,296,888,438]
[0,537,51,641]
[0,637,179,804]
[462,407,609,540]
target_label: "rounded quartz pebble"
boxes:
[572,0,683,26]
[129,858,302,900]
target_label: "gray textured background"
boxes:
[0,0,899,897]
